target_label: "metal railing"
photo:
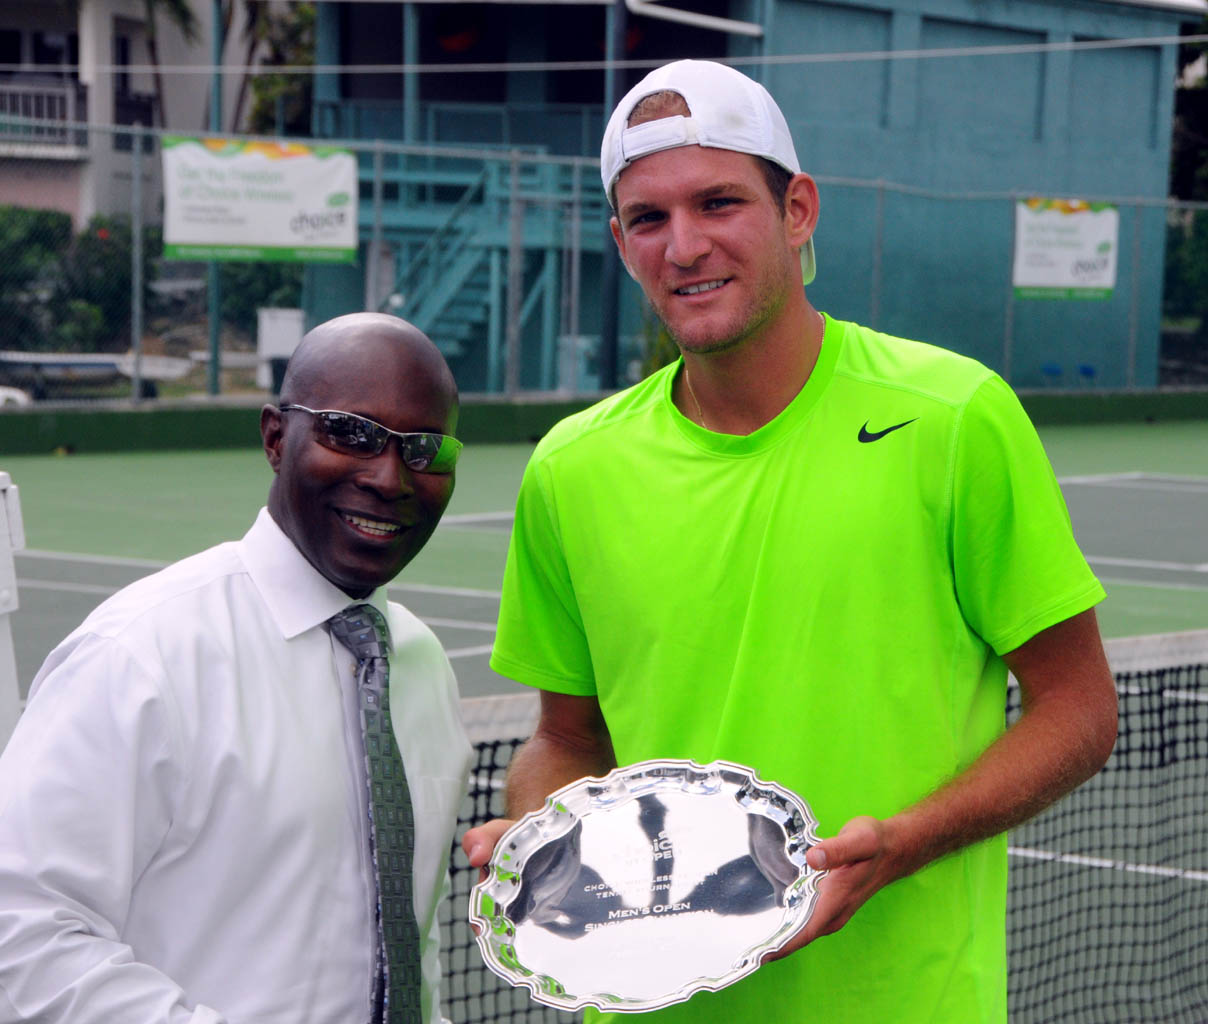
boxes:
[0,80,87,147]
[0,121,1202,405]
[315,98,603,158]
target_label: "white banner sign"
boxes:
[1012,198,1118,300]
[162,137,357,262]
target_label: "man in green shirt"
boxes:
[465,60,1117,1022]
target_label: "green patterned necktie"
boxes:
[328,604,422,1024]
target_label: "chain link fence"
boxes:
[0,119,1204,405]
[0,121,299,404]
[1163,203,1208,386]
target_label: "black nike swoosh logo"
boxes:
[858,419,917,443]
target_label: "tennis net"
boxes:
[440,631,1208,1023]
[1005,630,1208,1023]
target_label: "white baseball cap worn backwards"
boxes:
[600,59,817,285]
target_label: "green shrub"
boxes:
[44,215,160,353]
[219,261,304,336]
[0,206,74,350]
[1164,210,1208,339]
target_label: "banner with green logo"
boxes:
[162,137,357,262]
[1012,198,1118,300]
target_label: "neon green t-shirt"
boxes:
[491,316,1104,1023]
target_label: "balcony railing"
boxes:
[314,99,603,159]
[0,78,88,147]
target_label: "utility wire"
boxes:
[7,31,1207,77]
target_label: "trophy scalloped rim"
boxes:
[469,758,825,1013]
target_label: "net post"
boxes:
[0,471,26,748]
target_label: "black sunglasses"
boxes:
[279,404,462,474]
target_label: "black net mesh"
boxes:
[1005,661,1208,1023]
[441,736,578,1023]
[442,660,1208,1023]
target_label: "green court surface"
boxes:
[3,419,1207,699]
[3,417,1206,1024]
[5,421,1206,569]
[3,442,533,588]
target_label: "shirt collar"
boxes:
[238,507,393,649]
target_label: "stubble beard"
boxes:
[659,273,789,358]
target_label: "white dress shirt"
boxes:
[0,508,472,1023]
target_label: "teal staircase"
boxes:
[356,154,606,392]
[407,248,492,359]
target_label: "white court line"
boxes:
[18,579,501,636]
[1097,575,1208,593]
[446,643,495,660]
[1059,473,1208,494]
[388,582,501,600]
[1117,683,1208,704]
[423,616,497,633]
[1058,472,1147,485]
[1088,555,1208,573]
[18,549,168,569]
[441,511,514,525]
[1007,678,1208,704]
[1009,846,1208,882]
[1107,480,1208,494]
[13,550,500,601]
[16,579,119,597]
[21,574,504,602]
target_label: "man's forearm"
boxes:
[463,691,616,869]
[880,669,1118,882]
[501,690,618,818]
[504,728,618,818]
[785,609,1118,952]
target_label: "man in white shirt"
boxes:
[0,313,473,1023]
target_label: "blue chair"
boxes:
[1041,362,1063,386]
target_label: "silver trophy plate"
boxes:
[469,759,825,1013]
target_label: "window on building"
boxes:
[340,3,404,100]
[338,2,511,103]
[114,34,131,95]
[417,5,506,102]
[333,0,728,152]
[0,29,22,74]
[544,0,727,106]
[32,30,78,78]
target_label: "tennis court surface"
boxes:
[2,421,1207,1021]
[6,432,1208,700]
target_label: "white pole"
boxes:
[0,472,26,748]
[130,123,145,401]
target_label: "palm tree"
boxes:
[244,3,315,136]
[229,1,271,130]
[142,0,200,128]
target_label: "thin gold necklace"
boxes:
[683,367,709,431]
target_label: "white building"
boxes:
[0,0,263,227]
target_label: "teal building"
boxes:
[306,0,1204,391]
